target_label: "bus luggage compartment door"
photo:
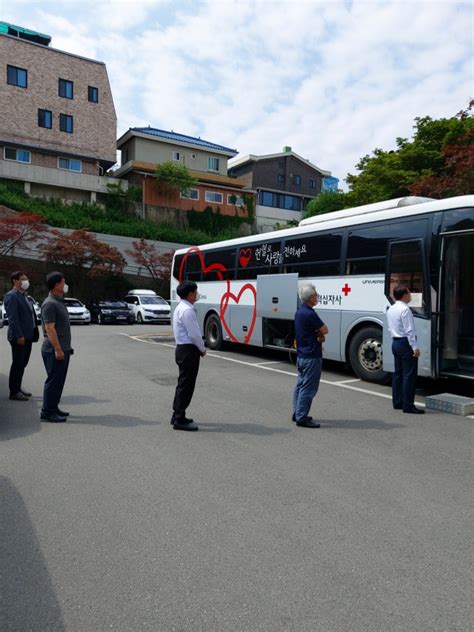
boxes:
[257,273,298,320]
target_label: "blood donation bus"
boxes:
[171,195,474,384]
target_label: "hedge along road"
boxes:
[0,323,471,632]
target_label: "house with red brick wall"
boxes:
[114,127,255,225]
[0,21,120,203]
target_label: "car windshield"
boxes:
[100,301,127,308]
[141,296,168,305]
[65,299,83,307]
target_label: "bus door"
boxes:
[438,231,474,379]
[257,273,298,349]
[383,239,433,376]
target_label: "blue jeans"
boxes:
[41,350,70,415]
[293,357,322,422]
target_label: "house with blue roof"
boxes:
[114,126,255,224]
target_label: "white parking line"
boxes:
[332,378,362,384]
[117,333,424,406]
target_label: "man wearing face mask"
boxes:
[171,281,206,431]
[40,271,72,423]
[4,271,38,401]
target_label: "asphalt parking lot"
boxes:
[0,323,471,632]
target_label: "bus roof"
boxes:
[173,195,474,254]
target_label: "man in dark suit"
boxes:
[4,271,38,401]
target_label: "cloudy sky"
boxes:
[3,0,472,187]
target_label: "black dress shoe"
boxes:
[55,408,70,417]
[20,389,32,397]
[173,420,198,431]
[171,416,193,425]
[41,413,67,423]
[296,418,320,428]
[9,392,29,401]
[403,407,425,414]
[292,414,312,422]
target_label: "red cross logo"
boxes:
[342,283,351,297]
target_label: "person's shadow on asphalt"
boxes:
[197,422,292,435]
[66,415,159,428]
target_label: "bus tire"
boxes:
[348,326,390,384]
[205,313,223,350]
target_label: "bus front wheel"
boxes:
[205,314,223,350]
[348,326,390,384]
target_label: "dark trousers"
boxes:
[9,339,33,396]
[392,338,418,411]
[41,350,70,415]
[172,344,201,422]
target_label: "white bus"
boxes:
[171,195,474,383]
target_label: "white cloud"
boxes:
[3,0,473,187]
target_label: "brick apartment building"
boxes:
[0,21,120,203]
[228,148,332,232]
[114,127,255,225]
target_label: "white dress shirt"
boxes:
[387,300,418,350]
[173,299,205,353]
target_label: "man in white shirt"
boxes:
[386,285,424,414]
[171,281,206,431]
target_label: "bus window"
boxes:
[184,252,202,282]
[204,249,236,280]
[236,241,282,279]
[172,254,184,280]
[386,240,427,316]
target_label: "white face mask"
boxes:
[63,283,69,295]
[21,280,30,291]
[195,292,200,302]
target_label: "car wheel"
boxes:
[204,313,223,350]
[348,326,390,384]
[137,313,143,324]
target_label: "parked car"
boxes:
[2,295,41,324]
[90,300,135,325]
[64,297,91,325]
[125,289,171,324]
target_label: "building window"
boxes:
[205,191,223,203]
[7,65,27,88]
[172,151,180,161]
[4,147,31,163]
[278,160,284,168]
[309,179,316,189]
[38,109,52,129]
[181,188,199,200]
[293,174,301,185]
[207,157,219,172]
[88,86,99,103]
[122,148,129,164]
[58,78,74,99]
[58,157,82,172]
[227,194,244,206]
[190,153,196,160]
[59,114,74,133]
[277,174,285,183]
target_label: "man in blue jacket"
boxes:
[4,271,37,401]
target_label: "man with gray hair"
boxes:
[292,284,328,428]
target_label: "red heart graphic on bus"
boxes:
[219,282,257,344]
[178,245,228,282]
[239,248,252,268]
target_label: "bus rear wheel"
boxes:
[205,314,223,350]
[348,326,390,384]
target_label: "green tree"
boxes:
[154,161,197,195]
[345,102,474,206]
[304,190,347,218]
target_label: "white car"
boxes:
[125,289,171,324]
[64,297,91,324]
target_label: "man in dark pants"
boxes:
[4,271,37,401]
[387,285,424,414]
[40,271,72,423]
[171,281,206,431]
